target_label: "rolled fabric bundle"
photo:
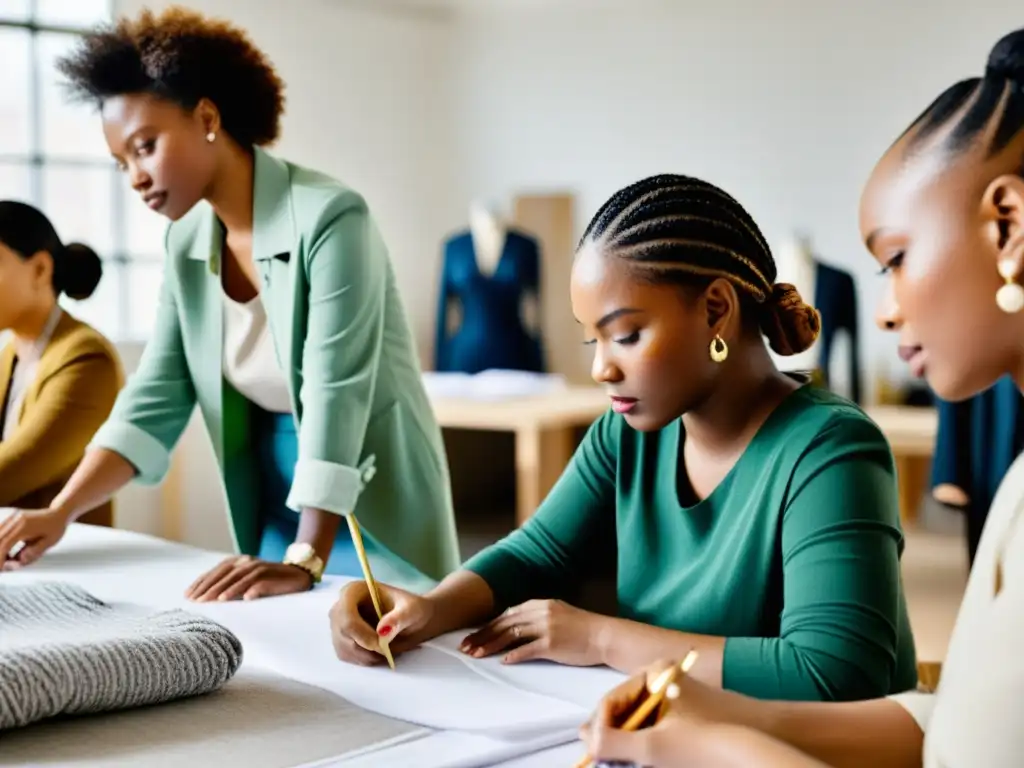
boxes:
[0,581,243,730]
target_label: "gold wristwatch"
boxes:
[283,542,325,585]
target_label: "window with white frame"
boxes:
[0,0,166,342]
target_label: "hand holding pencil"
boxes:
[576,652,702,768]
[328,559,437,668]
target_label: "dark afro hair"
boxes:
[56,6,285,148]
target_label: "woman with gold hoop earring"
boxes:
[331,174,919,708]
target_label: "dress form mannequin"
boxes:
[434,203,545,373]
[468,201,507,279]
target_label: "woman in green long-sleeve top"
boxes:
[330,174,918,702]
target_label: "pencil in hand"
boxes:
[574,650,699,768]
[345,513,395,670]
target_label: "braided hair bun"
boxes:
[759,283,821,356]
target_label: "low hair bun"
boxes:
[759,282,821,356]
[56,242,103,300]
[986,29,1024,82]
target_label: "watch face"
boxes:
[286,543,315,562]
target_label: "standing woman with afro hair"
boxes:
[0,7,460,600]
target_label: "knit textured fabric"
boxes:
[0,581,243,730]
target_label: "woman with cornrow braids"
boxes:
[581,26,1024,768]
[332,173,918,705]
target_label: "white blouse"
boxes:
[222,292,292,414]
[889,448,1024,766]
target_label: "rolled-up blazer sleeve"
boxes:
[285,192,385,516]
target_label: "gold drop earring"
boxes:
[709,334,728,363]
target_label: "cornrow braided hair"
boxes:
[579,174,821,356]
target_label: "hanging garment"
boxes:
[931,375,1024,564]
[814,262,862,404]
[434,229,545,374]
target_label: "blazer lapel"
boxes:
[251,147,298,407]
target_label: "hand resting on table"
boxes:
[186,555,314,602]
[0,507,69,570]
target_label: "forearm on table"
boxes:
[296,507,344,564]
[51,448,136,522]
[421,570,498,639]
[751,697,924,768]
[596,617,726,681]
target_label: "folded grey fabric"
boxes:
[0,581,243,730]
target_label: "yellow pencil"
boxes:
[573,650,698,768]
[345,513,395,670]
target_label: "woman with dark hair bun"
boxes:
[0,200,122,545]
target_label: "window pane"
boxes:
[125,190,168,257]
[42,165,115,255]
[36,0,109,27]
[38,32,110,159]
[0,161,34,204]
[0,29,32,155]
[0,0,30,22]
[125,260,163,341]
[61,259,121,339]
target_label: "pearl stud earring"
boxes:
[996,260,1024,314]
[206,132,216,143]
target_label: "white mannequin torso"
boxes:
[468,201,508,278]
[771,235,820,373]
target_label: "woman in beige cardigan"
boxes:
[0,201,122,562]
[580,27,1024,768]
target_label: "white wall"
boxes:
[104,0,1024,548]
[447,0,1024,398]
[110,0,458,547]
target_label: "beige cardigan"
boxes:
[0,312,123,526]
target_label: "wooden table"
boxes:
[430,387,609,526]
[430,388,939,526]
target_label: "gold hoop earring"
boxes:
[206,132,216,143]
[996,260,1024,313]
[710,335,728,363]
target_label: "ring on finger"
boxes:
[512,624,521,639]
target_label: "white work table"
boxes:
[0,523,620,767]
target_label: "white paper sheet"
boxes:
[184,586,591,739]
[328,728,582,768]
[3,525,605,742]
[422,370,568,401]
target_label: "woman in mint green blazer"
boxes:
[0,7,459,599]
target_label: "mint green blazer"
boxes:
[91,147,460,582]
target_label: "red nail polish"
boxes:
[378,625,392,636]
